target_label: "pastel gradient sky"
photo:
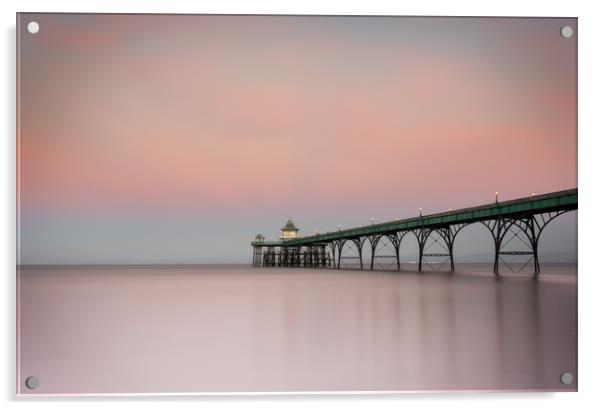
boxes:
[17,14,577,264]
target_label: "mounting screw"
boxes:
[25,376,39,390]
[560,372,574,385]
[560,25,574,39]
[27,21,40,34]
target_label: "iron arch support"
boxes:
[501,210,571,276]
[368,233,401,271]
[335,238,364,270]
[433,223,468,272]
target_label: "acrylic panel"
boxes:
[16,13,578,395]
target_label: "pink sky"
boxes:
[17,15,577,263]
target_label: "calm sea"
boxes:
[17,263,577,394]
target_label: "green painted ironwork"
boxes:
[251,188,577,247]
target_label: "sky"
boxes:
[17,14,577,264]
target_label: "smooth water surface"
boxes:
[17,264,577,394]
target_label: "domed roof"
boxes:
[281,217,299,231]
[254,233,265,240]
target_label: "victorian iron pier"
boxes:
[251,188,577,276]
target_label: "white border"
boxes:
[3,0,602,408]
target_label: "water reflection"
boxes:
[17,264,576,394]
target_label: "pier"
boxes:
[251,188,577,276]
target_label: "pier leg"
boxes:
[354,239,364,270]
[436,225,467,273]
[395,231,410,272]
[527,217,541,276]
[369,236,376,271]
[413,229,431,273]
[483,217,512,277]
[494,219,502,277]
[252,246,263,267]
[493,241,500,276]
[329,242,337,269]
[516,213,566,276]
